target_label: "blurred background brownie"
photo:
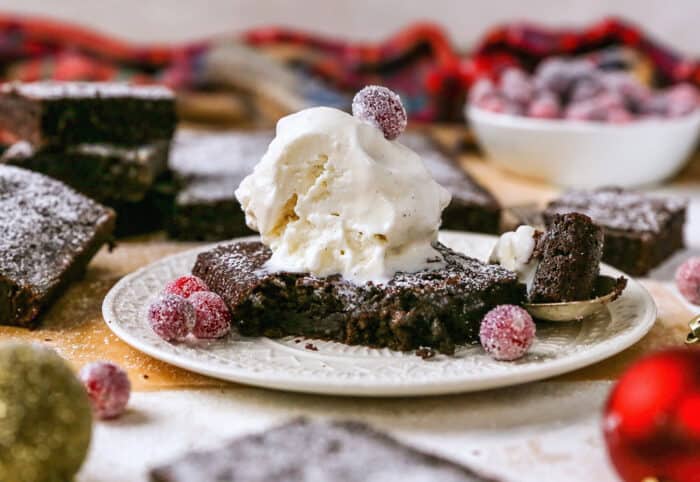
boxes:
[0,81,176,147]
[2,140,169,203]
[0,165,115,327]
[150,419,498,482]
[166,130,272,240]
[402,133,501,234]
[530,212,604,303]
[543,187,686,276]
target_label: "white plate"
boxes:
[102,232,656,397]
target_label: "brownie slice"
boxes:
[192,241,525,354]
[0,165,115,327]
[401,133,501,234]
[166,130,271,240]
[2,140,169,203]
[543,187,687,276]
[150,419,498,482]
[0,81,176,147]
[530,213,604,303]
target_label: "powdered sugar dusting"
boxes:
[170,130,272,205]
[0,165,113,293]
[546,187,687,233]
[2,81,173,100]
[400,133,496,206]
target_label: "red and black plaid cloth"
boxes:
[0,15,697,122]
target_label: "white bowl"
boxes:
[467,106,700,188]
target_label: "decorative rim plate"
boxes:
[102,231,656,397]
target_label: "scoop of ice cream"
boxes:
[235,106,451,284]
[489,225,540,289]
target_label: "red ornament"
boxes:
[603,348,700,482]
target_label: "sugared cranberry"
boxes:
[189,291,232,339]
[675,257,700,305]
[665,83,700,117]
[351,85,407,140]
[527,93,561,119]
[479,305,535,361]
[79,361,131,420]
[148,294,195,341]
[475,94,523,115]
[468,78,496,104]
[499,67,533,104]
[163,275,209,299]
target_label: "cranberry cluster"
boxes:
[148,275,231,342]
[470,58,700,123]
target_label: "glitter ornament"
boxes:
[604,349,700,482]
[0,342,92,482]
[352,85,407,140]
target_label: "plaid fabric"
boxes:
[0,14,697,122]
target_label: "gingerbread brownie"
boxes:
[0,81,176,147]
[0,165,115,327]
[192,241,525,354]
[543,187,686,276]
[166,130,271,240]
[530,212,604,303]
[150,419,498,482]
[401,133,501,234]
[2,140,169,203]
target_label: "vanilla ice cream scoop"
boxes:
[235,106,451,284]
[489,225,541,290]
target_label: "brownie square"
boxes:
[543,187,686,276]
[166,130,272,241]
[2,140,169,203]
[0,81,176,147]
[530,213,604,303]
[401,133,501,234]
[192,241,525,354]
[0,165,115,327]
[150,419,498,482]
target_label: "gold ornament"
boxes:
[0,342,92,482]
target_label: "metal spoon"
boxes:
[523,275,627,322]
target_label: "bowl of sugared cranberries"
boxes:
[466,59,700,189]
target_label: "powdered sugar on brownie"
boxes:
[0,165,114,293]
[546,187,686,233]
[1,81,173,100]
[170,131,271,204]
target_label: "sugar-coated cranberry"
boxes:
[468,78,496,104]
[79,361,131,420]
[607,108,634,124]
[570,77,604,103]
[665,83,700,117]
[475,93,523,115]
[675,257,700,305]
[189,291,232,339]
[499,67,533,104]
[148,294,195,341]
[351,85,407,140]
[527,93,561,119]
[163,275,209,299]
[479,305,535,361]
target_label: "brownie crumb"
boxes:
[415,347,436,359]
[304,343,319,352]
